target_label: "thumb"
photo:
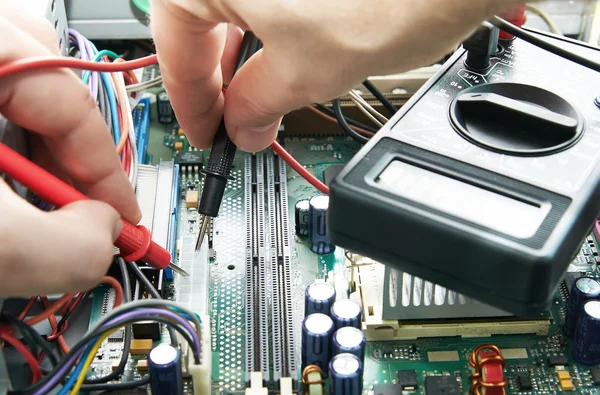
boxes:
[224,50,309,152]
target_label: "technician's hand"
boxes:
[152,0,526,152]
[0,6,141,297]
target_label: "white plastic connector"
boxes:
[278,377,294,395]
[187,315,211,395]
[245,372,268,395]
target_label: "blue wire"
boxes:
[81,49,120,85]
[86,41,120,145]
[57,340,97,395]
[100,72,121,146]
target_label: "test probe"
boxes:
[195,30,262,250]
[0,142,189,277]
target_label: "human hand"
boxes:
[0,5,141,297]
[151,0,525,152]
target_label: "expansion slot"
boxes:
[245,153,270,380]
[267,153,297,381]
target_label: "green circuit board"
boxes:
[88,118,600,394]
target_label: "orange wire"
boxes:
[121,72,134,85]
[125,69,139,84]
[0,331,42,382]
[17,297,37,320]
[22,294,74,327]
[40,296,69,354]
[111,59,129,155]
[100,276,123,308]
[305,105,375,137]
[0,55,158,79]
[272,141,329,194]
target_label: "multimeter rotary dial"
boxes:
[449,82,584,156]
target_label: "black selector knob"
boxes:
[463,22,499,71]
[449,83,584,156]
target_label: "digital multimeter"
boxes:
[329,30,600,316]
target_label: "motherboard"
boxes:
[79,112,600,394]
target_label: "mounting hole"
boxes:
[227,265,235,270]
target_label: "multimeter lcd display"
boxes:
[376,160,551,239]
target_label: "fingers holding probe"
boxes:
[0,9,138,296]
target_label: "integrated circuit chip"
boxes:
[591,367,600,385]
[373,384,403,395]
[397,369,418,390]
[424,375,460,395]
[176,150,203,167]
[547,355,569,367]
[517,375,533,391]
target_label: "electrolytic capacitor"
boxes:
[330,299,363,330]
[305,281,336,316]
[564,277,600,337]
[573,300,600,365]
[157,91,174,124]
[329,353,363,395]
[148,344,183,395]
[332,327,366,361]
[295,199,310,236]
[302,313,335,375]
[309,195,335,254]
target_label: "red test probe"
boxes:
[0,142,188,277]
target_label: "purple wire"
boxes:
[33,308,201,395]
[68,29,98,99]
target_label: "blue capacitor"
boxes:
[309,195,335,254]
[331,299,363,330]
[564,277,600,337]
[148,344,183,395]
[329,353,363,395]
[302,313,335,375]
[573,300,600,365]
[305,281,336,316]
[332,327,366,361]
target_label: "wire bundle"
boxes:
[68,30,139,187]
[1,258,201,395]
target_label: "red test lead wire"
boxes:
[0,142,177,273]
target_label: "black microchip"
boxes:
[132,322,161,340]
[591,367,600,385]
[397,370,418,390]
[176,150,204,167]
[322,164,345,186]
[424,376,460,394]
[547,355,569,366]
[517,375,533,391]
[373,384,403,395]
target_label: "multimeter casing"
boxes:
[329,30,600,316]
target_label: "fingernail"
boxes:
[113,220,124,241]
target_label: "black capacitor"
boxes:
[309,195,335,254]
[157,91,174,124]
[329,353,363,395]
[148,344,183,395]
[330,299,363,330]
[295,199,310,236]
[564,277,600,337]
[573,300,600,365]
[305,281,336,316]
[332,327,366,361]
[302,313,335,375]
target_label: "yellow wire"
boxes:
[69,327,122,395]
